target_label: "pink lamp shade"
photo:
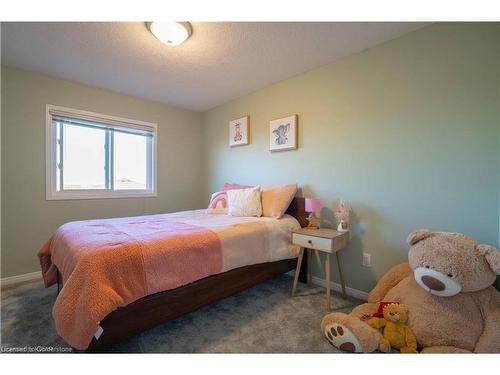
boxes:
[305,197,321,213]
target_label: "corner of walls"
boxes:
[192,109,207,210]
[200,110,212,205]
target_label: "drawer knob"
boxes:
[307,240,312,244]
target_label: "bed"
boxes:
[38,197,308,351]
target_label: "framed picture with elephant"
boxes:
[269,114,298,152]
[321,230,500,353]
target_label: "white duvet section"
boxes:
[167,210,301,272]
[261,215,302,262]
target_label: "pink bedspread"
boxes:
[38,210,300,350]
[38,213,222,350]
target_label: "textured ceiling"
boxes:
[1,22,429,111]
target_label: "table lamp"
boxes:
[305,197,321,229]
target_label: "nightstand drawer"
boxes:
[292,233,333,252]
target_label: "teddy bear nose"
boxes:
[421,275,445,291]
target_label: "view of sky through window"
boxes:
[58,123,149,191]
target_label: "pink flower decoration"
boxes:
[335,200,350,222]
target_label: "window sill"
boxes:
[46,191,157,201]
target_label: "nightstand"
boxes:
[290,228,349,310]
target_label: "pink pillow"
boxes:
[221,182,253,191]
[261,184,297,219]
[207,191,228,214]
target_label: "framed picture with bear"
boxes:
[269,114,297,152]
[229,116,249,147]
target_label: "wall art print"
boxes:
[269,114,297,151]
[229,116,249,147]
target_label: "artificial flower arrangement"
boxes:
[335,200,350,232]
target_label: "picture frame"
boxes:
[269,114,298,152]
[229,116,250,147]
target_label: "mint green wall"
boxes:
[1,67,204,278]
[497,50,500,290]
[202,23,500,293]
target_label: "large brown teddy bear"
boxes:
[321,230,500,353]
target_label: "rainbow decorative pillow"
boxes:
[221,182,252,191]
[207,191,229,214]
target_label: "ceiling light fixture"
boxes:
[147,22,192,46]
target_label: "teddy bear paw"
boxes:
[400,346,418,354]
[324,323,363,353]
[379,340,391,353]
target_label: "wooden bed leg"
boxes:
[298,248,308,283]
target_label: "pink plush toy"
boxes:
[335,200,350,232]
[321,230,500,353]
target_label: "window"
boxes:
[46,105,157,200]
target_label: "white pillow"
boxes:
[227,186,262,217]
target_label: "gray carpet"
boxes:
[1,275,361,353]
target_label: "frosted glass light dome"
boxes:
[147,22,192,46]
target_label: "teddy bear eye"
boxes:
[447,273,453,278]
[425,265,430,269]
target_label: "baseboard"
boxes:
[310,276,368,301]
[1,271,42,288]
[287,270,369,301]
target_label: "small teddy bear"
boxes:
[367,303,417,353]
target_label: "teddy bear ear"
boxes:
[407,229,434,246]
[477,244,500,275]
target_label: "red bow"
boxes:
[360,301,399,321]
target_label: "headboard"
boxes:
[285,197,308,228]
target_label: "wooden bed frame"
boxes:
[81,197,309,352]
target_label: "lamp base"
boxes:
[306,213,320,229]
[337,220,349,232]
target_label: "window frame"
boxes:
[45,104,158,200]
